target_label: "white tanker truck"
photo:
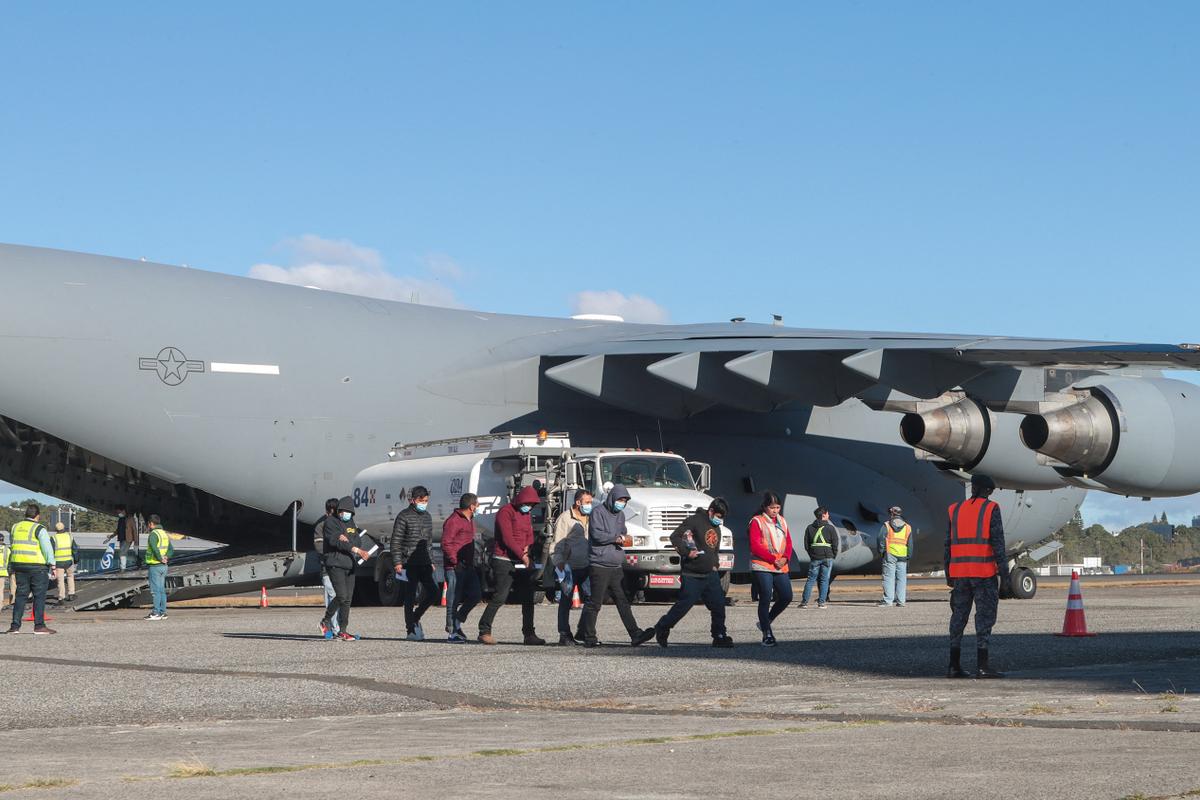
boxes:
[349,431,734,605]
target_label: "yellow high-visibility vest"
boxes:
[811,524,830,548]
[0,543,9,577]
[886,524,912,558]
[145,528,171,565]
[9,520,48,566]
[53,531,74,563]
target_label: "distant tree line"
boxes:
[2,498,117,534]
[1032,508,1200,571]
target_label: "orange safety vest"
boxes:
[751,514,791,573]
[947,498,998,579]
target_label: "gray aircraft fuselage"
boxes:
[0,245,1084,574]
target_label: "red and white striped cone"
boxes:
[440,581,448,607]
[259,586,269,609]
[1055,571,1096,637]
[571,584,582,609]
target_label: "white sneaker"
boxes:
[145,613,163,621]
[414,622,425,641]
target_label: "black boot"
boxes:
[946,646,967,678]
[976,648,1004,679]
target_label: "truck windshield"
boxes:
[599,456,695,490]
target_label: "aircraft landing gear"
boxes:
[1008,566,1037,600]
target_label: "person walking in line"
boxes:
[748,491,793,646]
[52,522,77,603]
[391,486,437,641]
[652,498,734,649]
[144,515,174,621]
[800,507,839,609]
[441,493,482,642]
[576,484,656,649]
[945,474,1008,679]
[103,505,133,571]
[2,504,56,634]
[0,531,10,611]
[313,498,341,635]
[549,490,593,645]
[478,486,547,646]
[319,496,373,641]
[878,506,914,607]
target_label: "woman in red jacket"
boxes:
[748,491,794,646]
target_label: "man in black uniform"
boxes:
[653,498,734,648]
[945,474,1009,679]
[391,485,437,641]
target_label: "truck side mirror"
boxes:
[566,462,581,487]
[687,462,711,492]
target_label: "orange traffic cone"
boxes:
[23,609,53,622]
[1055,571,1095,637]
[571,585,582,609]
[259,586,269,609]
[440,581,448,607]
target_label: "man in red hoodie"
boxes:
[477,486,546,646]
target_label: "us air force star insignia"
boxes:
[138,347,206,386]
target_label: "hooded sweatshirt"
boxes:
[322,496,358,571]
[588,483,630,568]
[804,518,840,561]
[877,516,914,562]
[492,486,540,562]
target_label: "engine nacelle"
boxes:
[900,397,1068,490]
[1019,377,1200,497]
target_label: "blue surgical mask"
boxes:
[340,512,352,522]
[613,501,627,512]
[580,503,593,515]
[710,516,724,527]
[519,505,532,514]
[416,502,428,513]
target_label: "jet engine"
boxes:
[899,397,1068,490]
[1019,377,1200,497]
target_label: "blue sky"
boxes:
[1,3,1198,527]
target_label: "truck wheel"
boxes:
[622,574,645,605]
[1010,567,1037,600]
[377,571,402,606]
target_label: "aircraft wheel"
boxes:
[377,571,402,606]
[1010,567,1037,600]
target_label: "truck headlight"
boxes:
[632,536,649,547]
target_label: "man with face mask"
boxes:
[391,486,437,641]
[652,498,734,648]
[549,490,593,645]
[577,484,656,648]
[441,492,481,642]
[319,496,372,641]
[103,505,132,571]
[477,486,546,646]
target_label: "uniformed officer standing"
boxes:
[53,522,77,603]
[945,474,1008,679]
[2,504,57,634]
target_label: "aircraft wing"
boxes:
[534,322,1200,415]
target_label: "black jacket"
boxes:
[670,509,722,577]
[312,514,327,554]
[391,505,433,566]
[322,515,356,571]
[804,521,840,561]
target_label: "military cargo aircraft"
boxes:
[3,243,1198,598]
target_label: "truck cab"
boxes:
[566,450,734,600]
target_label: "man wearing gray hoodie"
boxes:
[878,505,914,607]
[576,483,656,648]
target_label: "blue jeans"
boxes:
[321,572,340,633]
[655,571,727,638]
[11,567,49,628]
[802,558,833,605]
[881,555,908,605]
[556,566,590,635]
[148,564,168,615]
[753,571,793,633]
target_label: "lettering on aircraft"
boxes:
[139,347,205,386]
[449,477,463,497]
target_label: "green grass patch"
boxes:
[472,748,526,757]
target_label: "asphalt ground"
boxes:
[1,579,1198,799]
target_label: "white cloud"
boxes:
[1080,491,1200,531]
[248,235,464,308]
[569,290,670,324]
